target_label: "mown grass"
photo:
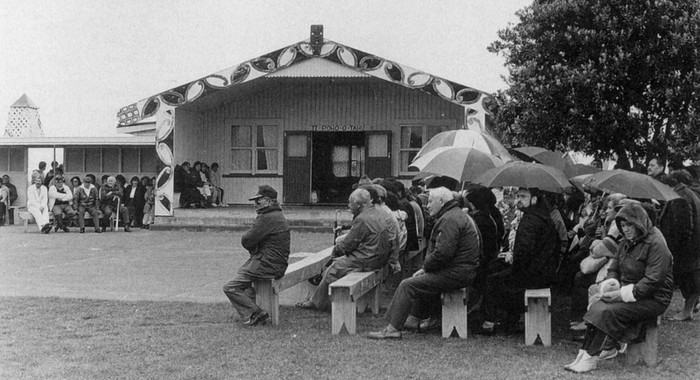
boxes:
[1,291,698,380]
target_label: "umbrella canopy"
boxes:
[564,163,602,178]
[474,161,572,193]
[413,129,514,162]
[409,147,504,183]
[570,174,594,193]
[511,146,568,171]
[584,169,680,201]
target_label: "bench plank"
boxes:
[329,267,387,335]
[253,246,334,326]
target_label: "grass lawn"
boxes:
[2,291,698,379]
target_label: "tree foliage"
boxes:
[488,0,700,168]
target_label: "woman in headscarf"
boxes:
[564,202,673,373]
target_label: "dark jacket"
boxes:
[470,210,499,264]
[239,202,291,279]
[658,196,693,269]
[6,182,17,204]
[423,200,481,286]
[670,184,700,272]
[399,198,419,252]
[74,185,99,208]
[512,203,560,288]
[332,205,393,271]
[99,184,123,208]
[124,184,147,209]
[610,203,674,306]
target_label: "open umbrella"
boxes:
[413,129,514,162]
[473,161,572,193]
[511,146,568,171]
[569,174,594,193]
[584,169,679,201]
[409,147,504,183]
[564,163,602,179]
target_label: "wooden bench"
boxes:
[253,246,333,325]
[626,316,661,367]
[329,266,388,335]
[524,288,551,346]
[20,210,115,233]
[442,287,469,339]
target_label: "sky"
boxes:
[0,0,532,137]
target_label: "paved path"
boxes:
[0,225,332,303]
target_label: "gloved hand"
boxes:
[601,290,622,303]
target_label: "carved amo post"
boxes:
[154,107,175,216]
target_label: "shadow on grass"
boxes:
[1,291,699,379]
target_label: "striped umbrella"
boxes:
[409,147,504,183]
[413,129,514,163]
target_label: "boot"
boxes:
[564,350,586,370]
[567,351,598,373]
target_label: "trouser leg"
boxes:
[385,273,462,329]
[222,272,260,319]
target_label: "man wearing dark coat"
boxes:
[99,176,131,232]
[223,185,290,326]
[481,187,560,333]
[368,186,482,339]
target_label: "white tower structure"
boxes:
[5,94,44,137]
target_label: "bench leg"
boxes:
[441,288,468,339]
[525,297,551,346]
[24,219,29,233]
[331,288,356,335]
[254,280,279,326]
[627,325,659,367]
[355,286,380,315]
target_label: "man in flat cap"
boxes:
[223,185,290,326]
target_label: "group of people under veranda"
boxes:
[223,157,700,374]
[21,161,157,234]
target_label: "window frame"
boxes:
[396,120,457,175]
[228,119,283,175]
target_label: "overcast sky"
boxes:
[0,0,532,137]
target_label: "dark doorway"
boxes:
[311,132,365,204]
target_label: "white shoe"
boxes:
[567,351,598,373]
[564,350,586,370]
[599,348,618,360]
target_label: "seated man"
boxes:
[48,175,77,232]
[27,172,52,234]
[299,187,395,310]
[0,177,8,225]
[223,185,290,325]
[368,187,482,339]
[99,176,131,232]
[481,187,560,333]
[74,174,101,233]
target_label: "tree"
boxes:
[488,0,700,168]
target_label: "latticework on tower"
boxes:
[5,94,44,137]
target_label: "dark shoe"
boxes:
[124,225,132,232]
[95,228,102,233]
[367,328,402,340]
[143,224,150,229]
[244,310,270,326]
[101,226,107,232]
[80,228,85,234]
[403,315,422,331]
[41,224,52,234]
[62,226,70,233]
[54,225,60,232]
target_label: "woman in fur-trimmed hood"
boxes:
[564,202,673,374]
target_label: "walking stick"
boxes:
[114,197,120,232]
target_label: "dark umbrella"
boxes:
[473,161,572,193]
[511,147,568,171]
[564,163,602,178]
[584,169,679,201]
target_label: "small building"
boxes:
[118,26,491,216]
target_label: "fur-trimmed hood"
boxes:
[615,203,653,241]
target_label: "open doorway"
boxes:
[311,132,365,204]
[27,147,64,183]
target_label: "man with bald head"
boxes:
[299,187,395,310]
[368,187,482,339]
[99,176,131,232]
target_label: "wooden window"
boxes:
[85,148,101,173]
[140,147,157,174]
[122,147,140,173]
[399,124,451,173]
[230,123,279,174]
[102,148,119,173]
[0,147,8,171]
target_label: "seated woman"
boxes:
[564,202,673,373]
